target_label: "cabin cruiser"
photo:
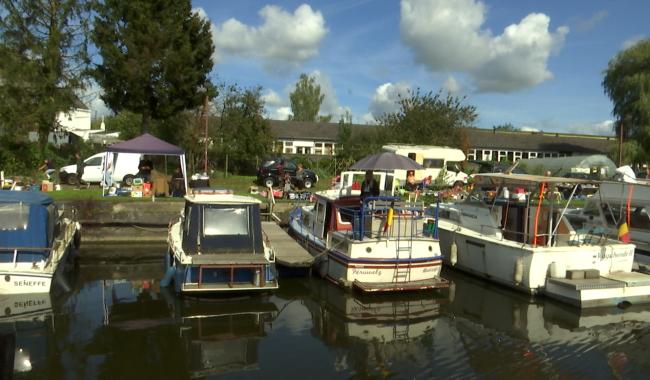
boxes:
[289,171,447,292]
[164,189,278,294]
[0,191,80,294]
[435,173,650,308]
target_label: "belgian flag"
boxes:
[618,222,631,243]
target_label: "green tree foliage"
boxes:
[493,123,518,131]
[92,0,215,134]
[377,89,477,147]
[289,73,326,122]
[603,39,650,158]
[0,0,91,149]
[100,111,143,140]
[212,84,273,174]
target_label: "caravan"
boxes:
[382,145,468,187]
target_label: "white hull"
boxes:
[290,206,446,292]
[0,220,77,295]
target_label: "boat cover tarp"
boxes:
[0,193,50,262]
[516,155,617,179]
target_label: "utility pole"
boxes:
[203,94,209,174]
[618,121,624,167]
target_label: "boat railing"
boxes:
[470,224,610,247]
[0,247,52,267]
[337,196,438,241]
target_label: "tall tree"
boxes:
[377,89,477,147]
[289,73,326,122]
[603,39,650,153]
[0,0,91,149]
[493,123,518,131]
[92,0,215,134]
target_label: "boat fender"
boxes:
[548,261,564,279]
[450,241,458,266]
[514,257,524,284]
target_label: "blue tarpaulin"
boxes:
[0,191,52,262]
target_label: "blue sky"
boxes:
[100,1,650,136]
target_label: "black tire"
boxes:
[263,177,275,188]
[303,178,314,189]
[67,174,79,186]
[123,174,135,186]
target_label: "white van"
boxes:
[382,144,468,187]
[59,152,141,185]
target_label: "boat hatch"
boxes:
[185,264,276,288]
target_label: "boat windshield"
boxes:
[0,203,29,230]
[204,207,249,236]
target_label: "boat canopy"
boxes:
[515,155,617,180]
[0,191,54,255]
[182,201,264,255]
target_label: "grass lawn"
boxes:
[45,174,334,202]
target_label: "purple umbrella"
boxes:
[350,152,425,171]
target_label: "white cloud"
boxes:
[79,83,112,119]
[368,82,412,119]
[519,126,540,132]
[400,0,568,92]
[442,76,462,94]
[567,120,615,136]
[212,4,327,68]
[262,89,286,108]
[192,6,209,21]
[268,106,292,120]
[309,70,350,121]
[622,35,646,50]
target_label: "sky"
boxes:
[91,0,649,136]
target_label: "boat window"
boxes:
[630,207,650,230]
[316,202,326,224]
[0,203,29,230]
[423,159,444,169]
[204,207,249,236]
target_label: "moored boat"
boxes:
[289,178,447,292]
[435,173,650,308]
[164,189,278,294]
[0,191,80,294]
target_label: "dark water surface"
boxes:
[3,250,650,379]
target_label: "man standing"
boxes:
[38,159,56,180]
[361,170,379,199]
[75,153,84,188]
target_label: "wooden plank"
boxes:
[262,221,313,268]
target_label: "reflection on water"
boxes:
[2,256,650,378]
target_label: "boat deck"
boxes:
[546,271,650,308]
[262,221,313,268]
[353,278,449,293]
[189,253,269,265]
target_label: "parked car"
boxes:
[59,152,142,185]
[257,158,318,189]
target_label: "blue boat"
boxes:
[0,191,80,294]
[164,190,279,294]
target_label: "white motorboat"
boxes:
[164,189,278,294]
[289,174,447,292]
[0,191,80,294]
[435,173,650,308]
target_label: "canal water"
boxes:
[2,251,650,379]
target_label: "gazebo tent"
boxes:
[515,154,617,179]
[102,133,188,194]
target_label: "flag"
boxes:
[618,222,631,243]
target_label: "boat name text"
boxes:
[352,269,382,276]
[14,280,47,287]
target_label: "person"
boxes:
[283,172,292,198]
[405,170,417,191]
[171,167,185,197]
[75,153,84,188]
[137,158,153,182]
[38,159,56,180]
[361,170,379,199]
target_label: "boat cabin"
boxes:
[0,191,59,263]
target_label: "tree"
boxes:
[0,0,91,150]
[289,73,327,122]
[603,39,650,154]
[377,89,477,147]
[92,0,215,134]
[493,123,518,131]
[213,84,273,174]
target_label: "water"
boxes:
[3,255,650,379]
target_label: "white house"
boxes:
[28,98,95,145]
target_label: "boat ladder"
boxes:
[393,231,413,283]
[392,302,410,341]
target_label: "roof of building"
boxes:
[462,128,616,154]
[267,120,616,154]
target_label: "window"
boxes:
[324,143,334,155]
[0,203,29,230]
[467,149,476,161]
[85,157,102,166]
[423,159,444,169]
[204,207,249,236]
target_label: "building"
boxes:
[28,98,96,146]
[268,120,616,162]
